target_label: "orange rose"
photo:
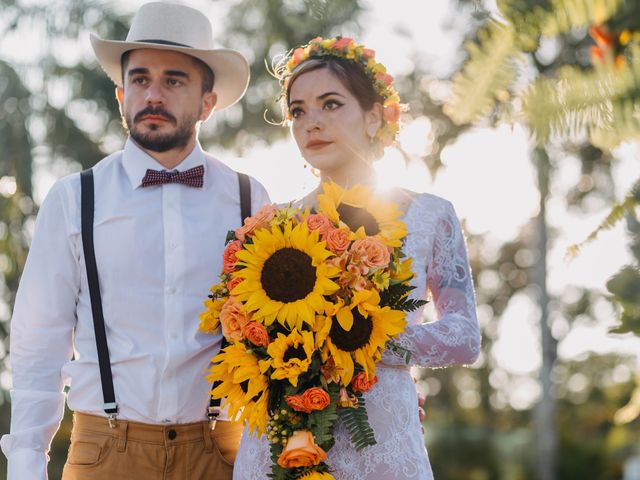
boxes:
[219,299,251,342]
[383,103,401,124]
[243,321,269,348]
[332,37,354,50]
[351,372,378,393]
[293,47,306,62]
[350,237,390,270]
[277,430,327,468]
[235,204,277,241]
[375,72,394,86]
[306,214,334,238]
[285,394,312,413]
[362,48,376,59]
[302,387,330,411]
[325,227,351,254]
[226,275,243,294]
[222,240,242,273]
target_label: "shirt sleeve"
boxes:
[382,201,481,368]
[0,180,79,479]
[249,176,272,212]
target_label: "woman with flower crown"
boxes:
[231,37,481,480]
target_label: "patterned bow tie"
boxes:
[140,165,205,188]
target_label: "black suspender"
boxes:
[80,169,252,429]
[208,172,251,428]
[80,169,118,427]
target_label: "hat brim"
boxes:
[90,33,250,111]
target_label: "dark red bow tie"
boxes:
[140,165,204,188]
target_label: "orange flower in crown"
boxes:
[279,36,406,147]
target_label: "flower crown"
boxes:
[279,36,404,147]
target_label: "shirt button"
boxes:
[167,286,176,294]
[170,332,178,339]
[168,242,177,250]
[167,429,177,440]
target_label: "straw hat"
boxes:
[90,2,250,110]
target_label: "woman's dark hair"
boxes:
[285,56,383,112]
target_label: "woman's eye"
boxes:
[324,100,343,110]
[290,108,303,118]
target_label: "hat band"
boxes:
[135,39,193,48]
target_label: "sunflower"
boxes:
[209,342,269,435]
[317,181,407,248]
[199,297,226,334]
[315,290,406,385]
[232,222,340,330]
[259,329,316,387]
[299,471,336,480]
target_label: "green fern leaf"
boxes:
[339,396,377,451]
[445,21,518,125]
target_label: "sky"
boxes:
[2,0,639,407]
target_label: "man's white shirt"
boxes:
[0,139,270,479]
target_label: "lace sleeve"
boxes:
[382,201,480,368]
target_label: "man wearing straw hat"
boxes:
[0,3,270,479]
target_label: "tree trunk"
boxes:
[533,147,557,480]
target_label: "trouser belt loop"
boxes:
[116,420,128,452]
[202,421,213,453]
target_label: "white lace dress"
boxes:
[233,193,481,480]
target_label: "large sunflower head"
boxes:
[232,222,340,330]
[318,303,406,385]
[317,181,407,248]
[260,329,316,387]
[208,342,270,435]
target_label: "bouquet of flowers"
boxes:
[200,182,424,480]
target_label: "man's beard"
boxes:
[125,106,198,153]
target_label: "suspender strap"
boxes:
[208,172,252,428]
[80,169,119,425]
[238,172,251,222]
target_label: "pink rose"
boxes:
[235,204,277,241]
[219,299,251,342]
[306,214,334,238]
[350,237,391,270]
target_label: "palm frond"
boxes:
[445,21,518,125]
[523,45,640,147]
[567,177,640,258]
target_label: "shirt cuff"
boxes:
[4,447,48,480]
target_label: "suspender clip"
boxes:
[207,406,221,430]
[107,412,118,429]
[104,402,118,429]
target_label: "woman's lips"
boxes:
[306,140,332,150]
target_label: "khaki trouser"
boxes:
[61,413,243,480]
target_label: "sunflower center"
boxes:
[337,203,380,236]
[283,343,307,362]
[329,310,373,352]
[261,247,317,303]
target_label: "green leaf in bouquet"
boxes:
[308,383,340,450]
[339,394,376,451]
[385,340,412,365]
[225,230,237,244]
[379,283,415,308]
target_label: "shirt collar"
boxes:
[122,138,207,189]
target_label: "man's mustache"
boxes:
[133,107,177,124]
